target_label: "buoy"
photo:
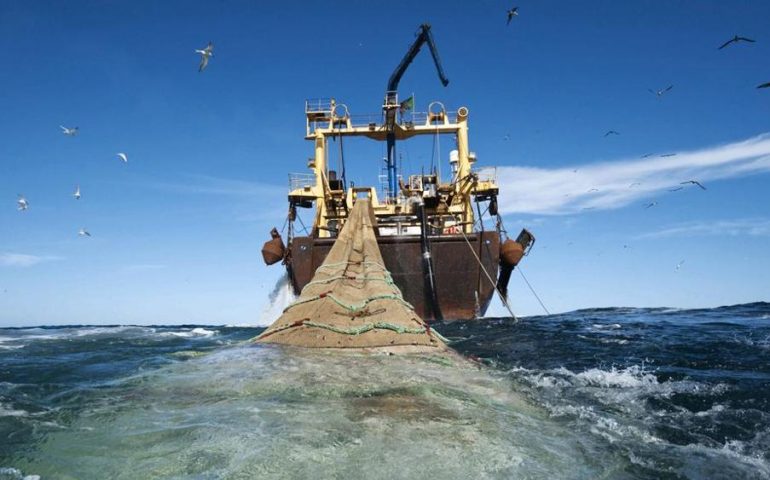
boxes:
[500,238,524,267]
[261,228,285,265]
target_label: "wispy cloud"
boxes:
[121,264,167,272]
[145,174,285,197]
[639,218,770,239]
[493,134,770,215]
[0,253,61,267]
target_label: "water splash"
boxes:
[258,274,296,326]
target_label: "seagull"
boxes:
[629,182,641,188]
[507,7,518,25]
[644,201,658,209]
[660,153,677,157]
[17,195,28,211]
[503,134,511,141]
[681,180,706,190]
[641,153,653,158]
[758,82,770,89]
[587,188,599,193]
[78,228,91,237]
[668,186,684,192]
[60,125,79,136]
[675,260,685,272]
[718,35,755,50]
[604,130,620,137]
[116,153,128,164]
[73,185,81,200]
[195,41,214,72]
[648,85,674,98]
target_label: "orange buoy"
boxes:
[500,238,524,267]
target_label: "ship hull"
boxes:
[287,231,500,321]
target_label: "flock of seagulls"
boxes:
[16,129,131,236]
[15,44,213,236]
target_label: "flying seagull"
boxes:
[73,185,81,200]
[675,260,685,272]
[648,85,674,98]
[758,82,770,89]
[604,130,620,137]
[507,7,518,25]
[195,41,214,72]
[116,153,128,164]
[644,201,658,209]
[60,125,79,136]
[660,153,677,157]
[629,182,641,188]
[668,186,684,192]
[17,195,28,211]
[681,180,706,190]
[587,188,599,193]
[641,153,653,158]
[78,228,91,237]
[718,35,755,50]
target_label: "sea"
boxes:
[1,302,769,479]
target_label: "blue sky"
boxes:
[1,0,769,326]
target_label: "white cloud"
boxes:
[0,253,61,267]
[639,218,770,239]
[122,264,167,272]
[492,134,770,215]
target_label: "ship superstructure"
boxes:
[261,24,533,321]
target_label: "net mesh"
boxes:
[255,199,446,349]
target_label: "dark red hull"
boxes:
[287,232,500,321]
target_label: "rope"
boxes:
[518,267,551,315]
[255,318,450,343]
[458,227,518,322]
[283,292,414,314]
[316,261,389,272]
[440,200,517,321]
[305,273,395,288]
[297,213,310,235]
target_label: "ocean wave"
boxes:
[159,327,218,338]
[0,403,28,418]
[0,467,40,480]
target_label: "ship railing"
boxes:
[475,166,497,183]
[305,98,334,114]
[402,111,459,126]
[289,173,316,191]
[315,111,461,130]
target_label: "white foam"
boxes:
[161,328,217,338]
[257,274,296,326]
[573,366,658,389]
[0,467,40,480]
[592,323,622,330]
[0,403,29,418]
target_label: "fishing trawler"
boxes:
[261,24,534,321]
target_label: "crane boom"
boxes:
[387,23,449,92]
[383,23,449,202]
